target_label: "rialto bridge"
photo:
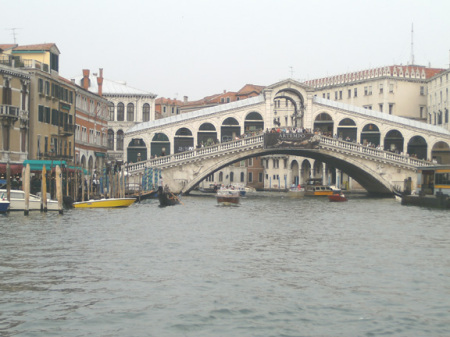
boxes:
[123,79,450,195]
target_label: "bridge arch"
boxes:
[361,123,381,146]
[313,112,334,134]
[337,118,357,142]
[407,135,427,160]
[197,122,218,147]
[431,141,450,164]
[221,117,240,142]
[151,132,170,157]
[384,129,404,153]
[127,138,147,163]
[174,127,194,153]
[273,87,305,128]
[244,111,264,134]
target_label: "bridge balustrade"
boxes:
[126,133,432,175]
[319,136,432,167]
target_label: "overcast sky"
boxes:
[2,0,450,100]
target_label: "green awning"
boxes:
[22,160,66,171]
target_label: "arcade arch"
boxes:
[384,130,404,153]
[431,141,450,164]
[197,123,217,147]
[337,118,357,142]
[361,123,381,146]
[174,127,194,153]
[151,133,170,157]
[221,117,240,142]
[127,138,147,163]
[407,136,427,160]
[244,112,264,134]
[314,112,333,134]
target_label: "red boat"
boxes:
[328,193,348,202]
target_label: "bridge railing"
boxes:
[126,134,265,174]
[319,135,433,167]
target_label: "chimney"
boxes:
[183,96,188,103]
[82,69,90,90]
[97,68,104,96]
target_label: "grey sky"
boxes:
[3,0,450,100]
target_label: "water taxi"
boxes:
[72,198,136,209]
[216,189,240,206]
[304,178,338,196]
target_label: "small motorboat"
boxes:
[216,189,240,206]
[0,189,59,211]
[328,193,348,202]
[72,197,136,208]
[0,199,10,213]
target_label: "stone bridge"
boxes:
[124,79,450,195]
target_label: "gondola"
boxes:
[158,186,181,207]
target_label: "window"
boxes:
[230,172,234,182]
[335,91,338,100]
[38,105,44,122]
[45,107,50,123]
[259,172,263,183]
[364,86,372,95]
[117,103,124,121]
[379,103,383,112]
[44,136,48,153]
[241,172,245,182]
[143,103,150,122]
[248,158,253,166]
[420,86,425,95]
[379,84,383,94]
[348,89,351,98]
[354,88,357,97]
[389,83,394,93]
[420,106,425,119]
[339,91,342,100]
[248,172,253,183]
[327,93,330,99]
[109,104,115,121]
[38,79,44,93]
[107,130,114,150]
[127,103,134,121]
[45,81,50,95]
[116,130,124,150]
[388,103,394,115]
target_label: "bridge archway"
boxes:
[197,123,217,147]
[314,112,333,135]
[274,87,305,127]
[337,118,357,142]
[151,133,170,157]
[244,112,264,134]
[361,123,381,146]
[384,129,404,153]
[174,127,194,153]
[431,141,450,164]
[407,135,427,160]
[221,117,240,142]
[127,138,147,163]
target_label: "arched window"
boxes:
[143,103,150,122]
[109,103,115,121]
[107,129,114,150]
[219,172,223,182]
[117,103,124,121]
[117,130,124,150]
[127,103,134,121]
[230,172,234,182]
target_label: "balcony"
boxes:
[59,123,75,136]
[0,104,20,120]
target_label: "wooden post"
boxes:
[81,169,85,201]
[55,165,63,214]
[6,162,11,201]
[42,165,48,212]
[74,169,78,202]
[24,164,30,216]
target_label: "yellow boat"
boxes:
[72,198,136,208]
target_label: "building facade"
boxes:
[0,62,30,176]
[73,70,157,164]
[428,68,450,130]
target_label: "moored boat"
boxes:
[216,189,240,206]
[0,199,10,212]
[72,197,136,208]
[304,178,339,196]
[287,185,305,198]
[0,189,59,211]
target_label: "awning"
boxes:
[0,163,23,175]
[22,160,66,171]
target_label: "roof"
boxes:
[72,74,156,97]
[237,84,265,96]
[127,95,265,135]
[0,44,18,52]
[314,96,450,136]
[12,43,60,54]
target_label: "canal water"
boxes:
[1,193,449,337]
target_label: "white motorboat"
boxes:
[0,189,59,211]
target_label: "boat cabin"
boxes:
[416,165,450,196]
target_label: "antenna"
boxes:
[5,28,21,44]
[289,66,294,78]
[410,23,415,66]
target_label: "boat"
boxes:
[304,178,339,196]
[216,188,240,206]
[287,185,305,198]
[72,197,136,208]
[158,186,181,207]
[0,189,59,211]
[0,199,10,212]
[328,193,348,202]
